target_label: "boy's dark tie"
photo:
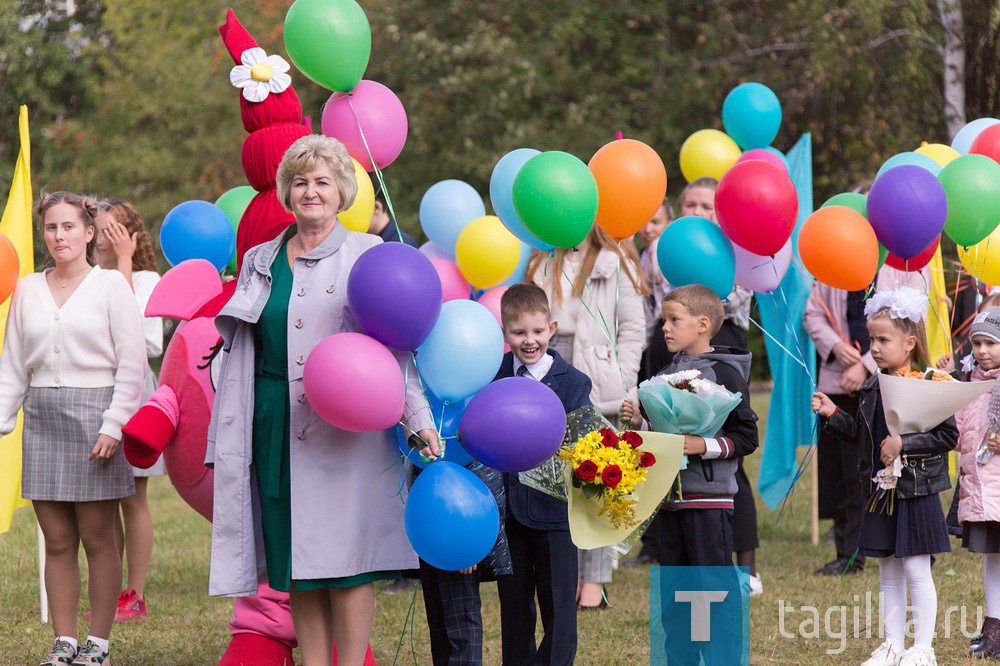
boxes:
[516,365,529,377]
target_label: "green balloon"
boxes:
[215,186,256,273]
[940,154,1000,247]
[821,192,867,218]
[877,243,889,272]
[512,152,598,249]
[284,0,371,92]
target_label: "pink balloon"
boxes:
[736,148,789,174]
[475,286,510,352]
[321,80,408,171]
[420,241,452,261]
[303,333,404,432]
[732,239,792,294]
[431,258,471,302]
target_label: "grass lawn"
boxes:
[0,392,988,664]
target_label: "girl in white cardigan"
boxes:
[525,225,647,609]
[0,192,145,666]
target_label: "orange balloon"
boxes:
[0,233,18,305]
[588,139,667,240]
[798,206,878,290]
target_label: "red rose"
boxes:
[622,431,643,448]
[601,464,623,489]
[599,428,619,448]
[576,460,598,482]
[640,452,656,468]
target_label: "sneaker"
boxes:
[898,646,936,666]
[38,639,76,666]
[860,640,902,666]
[69,641,109,665]
[738,571,763,597]
[114,589,146,622]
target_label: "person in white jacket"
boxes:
[524,225,647,609]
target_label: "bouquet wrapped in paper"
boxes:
[871,368,995,512]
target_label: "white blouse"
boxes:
[0,266,146,440]
[133,270,163,358]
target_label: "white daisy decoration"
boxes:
[230,47,291,103]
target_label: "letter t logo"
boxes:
[675,590,729,641]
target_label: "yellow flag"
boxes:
[0,106,33,534]
[925,246,953,368]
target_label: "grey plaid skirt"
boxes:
[22,386,135,502]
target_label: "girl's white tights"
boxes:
[985,553,1000,619]
[877,555,937,649]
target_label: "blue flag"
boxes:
[755,134,818,510]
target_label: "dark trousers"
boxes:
[419,559,483,666]
[658,508,734,567]
[817,393,865,562]
[496,517,577,666]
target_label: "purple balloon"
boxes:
[458,377,568,473]
[347,243,443,350]
[732,239,791,294]
[866,165,948,259]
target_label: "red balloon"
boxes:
[715,160,798,256]
[885,236,940,272]
[971,124,1000,164]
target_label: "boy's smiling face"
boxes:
[503,310,558,366]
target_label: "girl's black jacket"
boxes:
[824,372,958,500]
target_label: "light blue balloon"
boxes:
[395,388,473,469]
[656,216,735,299]
[499,241,531,287]
[489,149,554,252]
[416,300,504,402]
[404,461,499,571]
[722,82,782,150]
[159,201,236,272]
[951,118,1000,155]
[875,152,941,180]
[419,180,486,257]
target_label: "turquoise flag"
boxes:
[755,134,817,510]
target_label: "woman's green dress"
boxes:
[252,240,399,592]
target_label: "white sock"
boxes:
[878,556,907,651]
[985,553,1000,618]
[85,635,109,654]
[56,636,77,652]
[902,554,937,649]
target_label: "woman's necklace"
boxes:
[53,268,88,289]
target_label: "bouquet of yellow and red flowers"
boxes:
[559,427,656,529]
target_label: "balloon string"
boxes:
[918,264,955,363]
[345,94,406,245]
[738,305,813,382]
[774,419,820,525]
[390,584,419,666]
[772,281,818,390]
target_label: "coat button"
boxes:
[297,430,306,440]
[296,355,305,365]
[54,376,61,384]
[53,345,61,353]
[305,259,316,267]
[298,288,306,297]
[297,393,307,404]
[294,319,303,328]
[326,284,336,293]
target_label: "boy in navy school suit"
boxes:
[495,283,592,666]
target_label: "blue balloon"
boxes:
[875,152,942,180]
[416,300,505,402]
[722,83,782,150]
[395,388,474,469]
[160,201,236,272]
[951,118,1000,155]
[656,216,735,299]
[404,461,500,571]
[499,241,531,287]
[489,149,554,252]
[419,180,486,257]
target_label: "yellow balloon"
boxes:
[338,158,374,232]
[959,226,1000,285]
[679,129,741,182]
[914,141,960,168]
[455,215,520,290]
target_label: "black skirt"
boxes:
[962,521,1000,554]
[857,493,952,558]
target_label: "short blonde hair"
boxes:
[275,135,358,214]
[663,284,725,335]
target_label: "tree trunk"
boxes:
[937,0,966,140]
